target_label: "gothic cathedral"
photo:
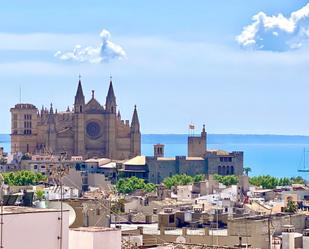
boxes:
[10,78,141,160]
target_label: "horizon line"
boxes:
[2,132,309,137]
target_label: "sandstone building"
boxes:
[121,126,244,183]
[10,78,141,160]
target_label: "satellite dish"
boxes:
[43,201,76,227]
[176,236,186,243]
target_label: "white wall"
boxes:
[3,210,69,249]
[69,229,121,249]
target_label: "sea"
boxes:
[2,134,309,179]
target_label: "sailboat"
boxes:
[298,148,309,172]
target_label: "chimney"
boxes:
[282,225,295,249]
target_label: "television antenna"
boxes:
[50,152,67,249]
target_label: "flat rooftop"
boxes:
[2,206,69,215]
[71,227,119,233]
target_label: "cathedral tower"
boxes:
[105,78,117,158]
[74,79,85,113]
[74,79,86,156]
[130,105,141,157]
[105,77,117,114]
[47,103,57,153]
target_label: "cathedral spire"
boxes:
[74,77,85,113]
[130,105,141,157]
[47,103,55,124]
[49,103,54,114]
[106,77,116,101]
[131,105,140,132]
[105,77,117,114]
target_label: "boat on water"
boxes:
[298,148,309,172]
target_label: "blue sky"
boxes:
[0,0,309,134]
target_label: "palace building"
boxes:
[10,78,141,160]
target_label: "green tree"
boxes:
[193,174,205,183]
[116,176,156,194]
[35,189,45,201]
[248,175,302,189]
[213,174,238,186]
[2,171,47,186]
[163,174,195,189]
[290,176,305,184]
[144,183,157,193]
[285,200,298,213]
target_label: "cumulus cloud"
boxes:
[55,29,126,63]
[236,3,309,51]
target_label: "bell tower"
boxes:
[105,76,117,114]
[73,76,86,156]
[74,75,85,113]
[130,105,141,157]
[10,103,38,154]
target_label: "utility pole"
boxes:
[268,208,273,249]
[51,152,67,249]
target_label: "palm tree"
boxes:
[243,167,252,176]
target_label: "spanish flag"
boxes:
[189,124,195,130]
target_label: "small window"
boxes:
[169,214,175,223]
[96,209,101,216]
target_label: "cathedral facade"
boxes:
[10,78,141,160]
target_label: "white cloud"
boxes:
[236,4,309,51]
[54,29,127,63]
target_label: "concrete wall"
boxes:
[3,209,69,249]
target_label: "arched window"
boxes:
[222,166,226,176]
[231,166,234,175]
[80,106,83,113]
[226,166,230,175]
[111,106,114,113]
